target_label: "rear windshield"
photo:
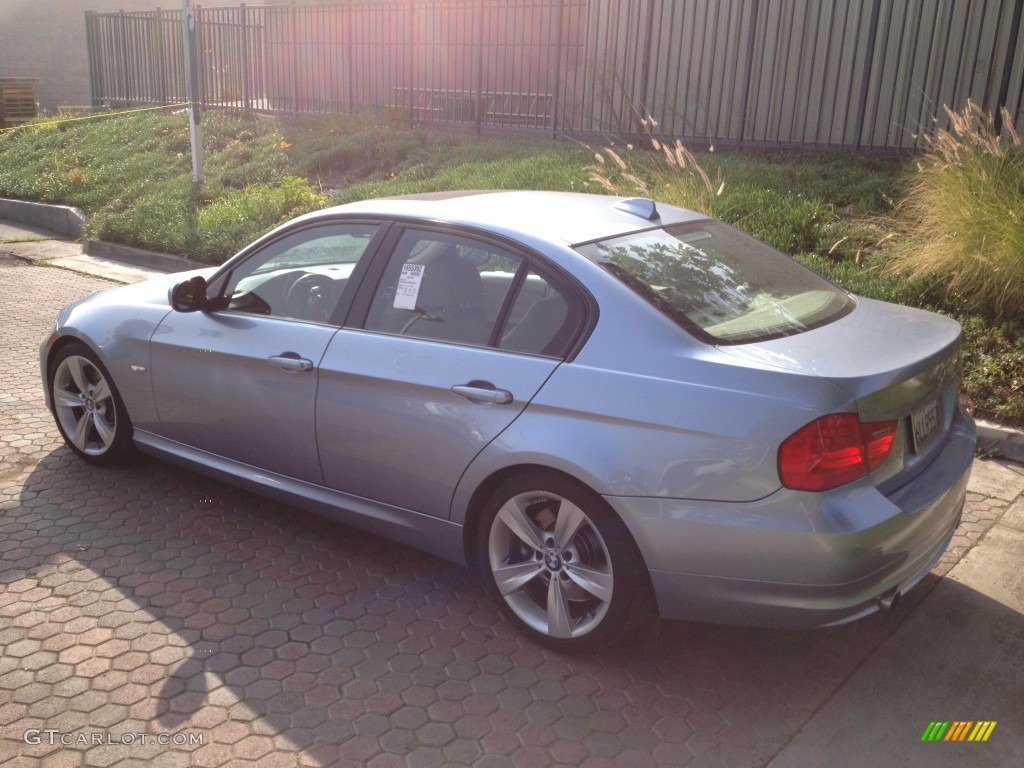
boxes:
[575,221,854,344]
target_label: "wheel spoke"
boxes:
[53,385,85,409]
[546,576,574,638]
[66,356,90,393]
[492,560,545,596]
[552,498,587,550]
[90,377,112,404]
[92,412,115,448]
[565,562,613,603]
[497,499,546,553]
[71,411,92,450]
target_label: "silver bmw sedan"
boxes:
[41,191,975,649]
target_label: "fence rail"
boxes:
[85,0,1024,154]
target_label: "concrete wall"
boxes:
[0,1,277,112]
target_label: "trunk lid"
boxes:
[719,297,963,488]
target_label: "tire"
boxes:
[478,471,654,649]
[49,342,135,465]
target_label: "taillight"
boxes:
[778,413,898,492]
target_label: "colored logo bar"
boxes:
[921,721,997,742]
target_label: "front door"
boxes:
[150,221,383,483]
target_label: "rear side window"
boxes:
[498,269,574,356]
[363,229,583,357]
[575,221,854,344]
[364,230,521,346]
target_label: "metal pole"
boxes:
[182,0,204,183]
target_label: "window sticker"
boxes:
[394,263,425,310]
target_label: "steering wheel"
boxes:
[285,273,334,321]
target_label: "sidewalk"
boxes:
[0,218,198,284]
[769,460,1024,767]
[3,213,1023,765]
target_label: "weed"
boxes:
[584,115,723,216]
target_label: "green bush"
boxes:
[882,102,1024,318]
[959,316,1024,425]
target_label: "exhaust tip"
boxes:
[877,588,901,613]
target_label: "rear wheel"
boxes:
[479,471,652,649]
[50,342,135,464]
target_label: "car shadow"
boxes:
[5,448,1022,765]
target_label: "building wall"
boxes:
[0,1,277,111]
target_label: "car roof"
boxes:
[316,190,709,246]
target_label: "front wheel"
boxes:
[479,471,653,649]
[49,342,135,464]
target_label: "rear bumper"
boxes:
[607,405,976,629]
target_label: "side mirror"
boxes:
[169,275,209,312]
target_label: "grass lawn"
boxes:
[1,108,1021,430]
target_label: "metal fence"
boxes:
[85,0,1024,153]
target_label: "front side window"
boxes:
[575,221,854,344]
[221,223,379,323]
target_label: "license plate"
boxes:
[911,400,941,452]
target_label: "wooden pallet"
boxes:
[0,78,40,127]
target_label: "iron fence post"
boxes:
[345,0,354,114]
[117,10,129,104]
[736,0,760,149]
[853,0,882,151]
[154,8,166,104]
[408,0,416,126]
[243,4,253,110]
[995,0,1024,134]
[551,0,564,138]
[292,2,300,114]
[637,0,656,132]
[476,0,484,135]
[85,12,98,106]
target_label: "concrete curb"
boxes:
[1,195,207,274]
[84,238,206,273]
[0,198,87,238]
[976,419,1024,464]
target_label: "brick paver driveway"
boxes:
[0,259,1006,767]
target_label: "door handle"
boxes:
[267,354,314,372]
[452,384,514,405]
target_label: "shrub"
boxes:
[882,101,1024,319]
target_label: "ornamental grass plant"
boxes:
[883,101,1024,318]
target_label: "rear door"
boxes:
[316,226,585,518]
